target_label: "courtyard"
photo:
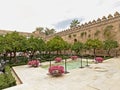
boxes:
[4,57,120,90]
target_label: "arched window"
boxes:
[74,39,77,42]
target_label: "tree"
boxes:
[46,36,68,55]
[27,36,41,59]
[70,19,80,28]
[103,40,119,56]
[0,35,5,53]
[35,27,56,35]
[85,39,103,58]
[35,27,44,32]
[63,41,71,54]
[4,32,26,62]
[45,28,56,35]
[71,42,83,55]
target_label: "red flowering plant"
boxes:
[49,65,64,76]
[54,57,62,63]
[71,56,78,60]
[27,60,40,67]
[95,57,103,63]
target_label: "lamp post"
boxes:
[79,56,84,68]
[49,52,52,68]
[86,56,89,67]
[64,56,69,74]
[49,59,51,68]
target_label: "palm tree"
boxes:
[45,28,56,35]
[70,19,80,28]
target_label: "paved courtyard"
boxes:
[4,57,120,90]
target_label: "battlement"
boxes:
[46,11,120,39]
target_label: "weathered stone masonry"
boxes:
[0,11,120,45]
[46,12,120,45]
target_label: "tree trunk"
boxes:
[13,51,17,63]
[107,49,110,56]
[93,48,96,59]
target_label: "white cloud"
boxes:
[0,0,119,32]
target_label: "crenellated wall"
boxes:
[45,11,120,44]
[0,11,120,45]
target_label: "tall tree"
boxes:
[5,32,26,62]
[35,27,44,32]
[45,28,56,35]
[70,19,80,28]
[103,40,119,56]
[46,36,67,55]
[85,39,103,58]
[71,42,83,55]
[27,36,40,59]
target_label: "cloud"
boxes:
[53,17,85,30]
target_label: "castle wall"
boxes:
[46,12,120,45]
[0,12,120,46]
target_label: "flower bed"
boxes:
[27,60,40,67]
[49,65,64,76]
[55,57,62,63]
[71,56,78,60]
[95,57,103,63]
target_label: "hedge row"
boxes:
[0,66,16,89]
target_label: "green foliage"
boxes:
[104,25,113,39]
[68,34,71,38]
[45,28,56,35]
[36,27,44,32]
[0,66,16,89]
[35,27,56,35]
[73,34,76,37]
[81,32,84,37]
[27,36,46,57]
[94,30,100,36]
[85,39,103,49]
[71,41,83,54]
[85,39,103,56]
[46,36,70,54]
[81,32,87,38]
[103,40,119,56]
[70,19,80,28]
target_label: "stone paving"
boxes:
[4,57,120,90]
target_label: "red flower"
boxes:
[55,57,62,63]
[49,65,64,76]
[27,60,40,67]
[71,56,78,60]
[95,57,103,63]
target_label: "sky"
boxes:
[0,0,120,33]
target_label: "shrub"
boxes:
[71,56,78,60]
[49,65,64,76]
[55,57,62,63]
[0,66,16,89]
[27,60,40,67]
[95,57,103,63]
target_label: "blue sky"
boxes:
[0,0,120,32]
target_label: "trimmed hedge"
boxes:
[0,66,16,89]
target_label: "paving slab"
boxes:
[4,57,120,90]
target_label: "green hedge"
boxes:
[0,66,16,89]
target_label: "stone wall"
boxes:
[0,12,120,45]
[46,12,120,45]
